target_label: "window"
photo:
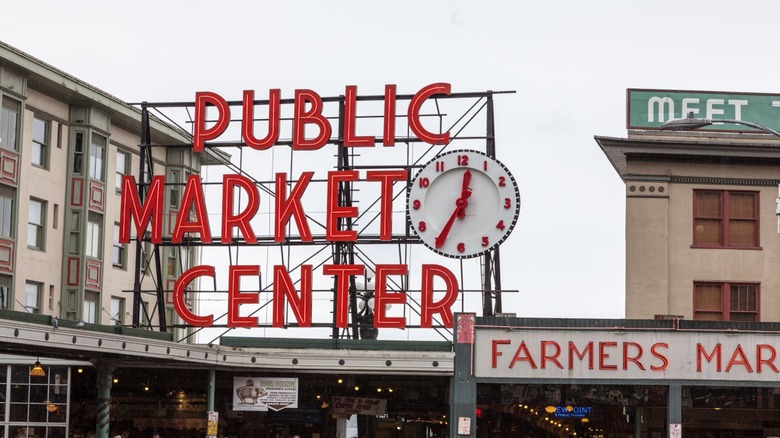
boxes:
[73,132,84,174]
[112,223,125,268]
[83,290,98,324]
[110,297,124,326]
[693,190,758,248]
[88,133,106,181]
[115,151,129,194]
[0,97,20,150]
[169,169,181,208]
[27,199,45,250]
[24,282,41,314]
[85,212,101,258]
[0,185,14,238]
[694,282,758,321]
[0,275,10,309]
[31,117,48,168]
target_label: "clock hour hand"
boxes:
[435,170,472,248]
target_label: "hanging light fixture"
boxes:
[30,358,45,377]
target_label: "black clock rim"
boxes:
[406,149,521,259]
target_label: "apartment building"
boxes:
[0,40,219,338]
[597,88,780,321]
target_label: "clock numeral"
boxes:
[483,160,488,171]
[413,199,421,210]
[496,220,505,230]
[457,242,465,253]
[418,177,429,188]
[457,154,469,166]
[418,221,426,232]
[482,236,489,247]
[435,161,445,172]
[498,176,506,187]
[504,198,511,209]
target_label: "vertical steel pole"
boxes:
[481,93,502,316]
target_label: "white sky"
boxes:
[4,0,780,339]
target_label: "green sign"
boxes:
[627,89,780,132]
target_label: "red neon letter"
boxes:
[598,342,618,370]
[374,264,408,329]
[366,170,407,241]
[541,341,563,369]
[383,84,396,146]
[343,85,375,147]
[725,345,754,373]
[623,342,645,370]
[492,339,510,368]
[650,343,669,371]
[323,264,365,328]
[420,264,458,327]
[242,89,280,150]
[222,174,259,244]
[227,265,259,328]
[273,265,312,328]
[696,343,721,372]
[275,172,313,242]
[171,175,212,243]
[173,265,214,326]
[568,341,594,370]
[509,342,537,369]
[757,344,779,373]
[292,89,331,150]
[193,91,230,152]
[408,82,451,145]
[119,175,164,244]
[326,171,359,241]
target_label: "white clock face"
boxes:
[407,150,520,258]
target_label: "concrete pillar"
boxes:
[95,360,118,438]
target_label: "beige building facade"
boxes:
[598,93,780,321]
[0,41,220,338]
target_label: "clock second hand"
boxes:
[434,170,472,249]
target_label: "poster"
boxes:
[206,411,218,437]
[233,377,298,411]
[330,396,387,416]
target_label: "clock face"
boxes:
[407,150,520,258]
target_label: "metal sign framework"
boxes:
[130,88,515,341]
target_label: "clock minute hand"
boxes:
[435,205,460,249]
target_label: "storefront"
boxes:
[451,315,780,437]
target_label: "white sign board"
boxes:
[457,417,471,435]
[233,377,298,411]
[475,328,780,382]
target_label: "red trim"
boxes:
[0,151,18,186]
[85,259,101,289]
[88,180,105,212]
[66,257,80,286]
[71,178,83,207]
[0,239,13,273]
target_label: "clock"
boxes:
[407,149,520,258]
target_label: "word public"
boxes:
[193,82,452,151]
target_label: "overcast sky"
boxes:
[4,1,780,338]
